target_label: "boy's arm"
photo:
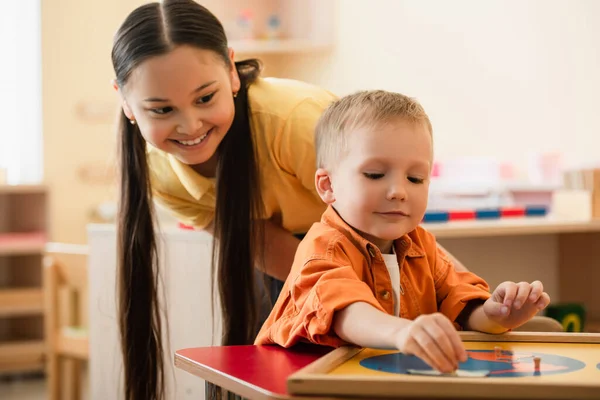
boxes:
[333,302,410,349]
[460,302,508,334]
[333,302,467,373]
[432,245,492,326]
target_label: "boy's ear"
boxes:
[315,168,335,204]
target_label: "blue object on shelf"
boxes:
[525,205,548,216]
[475,209,501,219]
[423,211,449,223]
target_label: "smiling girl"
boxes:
[111,1,336,398]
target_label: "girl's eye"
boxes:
[408,176,425,184]
[149,107,173,115]
[363,173,384,180]
[197,92,215,104]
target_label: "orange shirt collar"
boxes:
[320,205,425,262]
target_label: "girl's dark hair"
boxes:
[112,1,263,399]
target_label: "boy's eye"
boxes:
[196,92,215,104]
[363,172,384,180]
[149,106,173,115]
[408,176,425,184]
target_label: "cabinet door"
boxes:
[89,226,216,400]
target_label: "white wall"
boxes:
[270,0,600,173]
[0,1,43,184]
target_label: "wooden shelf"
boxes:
[0,288,44,317]
[424,217,600,239]
[0,185,47,195]
[231,39,331,55]
[0,232,46,255]
[0,186,47,375]
[587,320,600,333]
[0,340,45,374]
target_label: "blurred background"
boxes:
[1,1,599,399]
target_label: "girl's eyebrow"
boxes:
[143,80,217,102]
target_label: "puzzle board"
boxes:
[287,332,600,399]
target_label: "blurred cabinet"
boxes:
[0,185,48,374]
[88,224,215,400]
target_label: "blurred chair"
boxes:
[44,243,89,400]
[513,315,563,332]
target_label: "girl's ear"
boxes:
[121,101,134,121]
[227,48,241,94]
[112,80,135,120]
[315,168,336,204]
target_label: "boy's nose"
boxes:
[388,183,407,201]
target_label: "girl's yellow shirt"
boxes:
[147,77,337,233]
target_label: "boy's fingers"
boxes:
[485,300,510,317]
[436,315,467,362]
[414,330,456,373]
[412,345,442,373]
[535,292,551,310]
[529,280,543,302]
[500,282,517,307]
[513,282,532,309]
[424,320,459,369]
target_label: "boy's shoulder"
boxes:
[295,220,364,265]
[408,225,438,255]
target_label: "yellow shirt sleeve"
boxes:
[272,98,330,196]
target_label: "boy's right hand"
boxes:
[394,313,467,373]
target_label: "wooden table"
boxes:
[174,333,600,400]
[175,343,330,400]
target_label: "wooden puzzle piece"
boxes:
[407,369,491,377]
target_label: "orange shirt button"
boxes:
[380,290,391,300]
[368,246,377,258]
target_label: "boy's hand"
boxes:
[395,313,467,373]
[483,280,551,329]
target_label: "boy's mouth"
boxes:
[377,211,409,217]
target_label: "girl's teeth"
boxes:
[177,132,208,146]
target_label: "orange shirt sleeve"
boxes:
[255,256,385,348]
[433,245,491,326]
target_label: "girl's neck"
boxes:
[192,152,219,178]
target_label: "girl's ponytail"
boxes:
[116,111,164,400]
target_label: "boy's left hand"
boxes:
[483,281,551,329]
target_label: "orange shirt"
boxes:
[255,206,491,348]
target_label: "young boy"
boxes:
[254,90,550,373]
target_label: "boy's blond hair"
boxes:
[315,90,432,169]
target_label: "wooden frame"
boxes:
[44,243,89,400]
[288,332,600,400]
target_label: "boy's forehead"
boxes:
[344,119,433,161]
[346,118,431,144]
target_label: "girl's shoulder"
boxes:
[248,77,337,119]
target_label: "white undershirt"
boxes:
[381,249,401,316]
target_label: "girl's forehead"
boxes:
[126,46,226,93]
